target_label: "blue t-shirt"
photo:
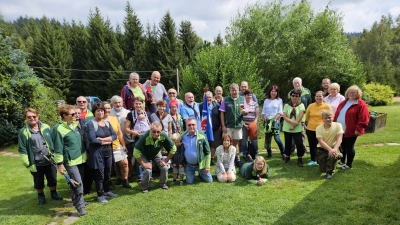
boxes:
[182,132,198,164]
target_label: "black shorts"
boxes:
[126,142,135,158]
[30,164,57,189]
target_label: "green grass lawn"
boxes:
[1,105,399,225]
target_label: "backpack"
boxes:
[83,119,110,151]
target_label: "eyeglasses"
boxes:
[26,115,37,119]
[67,113,77,117]
[151,130,161,134]
[187,124,196,127]
[291,95,299,97]
[168,92,176,95]
[77,101,87,103]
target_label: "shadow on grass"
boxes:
[272,151,400,224]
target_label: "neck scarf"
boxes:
[288,101,301,119]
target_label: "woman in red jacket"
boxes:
[334,85,370,169]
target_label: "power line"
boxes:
[29,66,176,73]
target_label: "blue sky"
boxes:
[1,0,399,41]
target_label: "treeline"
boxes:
[349,14,400,95]
[0,2,223,102]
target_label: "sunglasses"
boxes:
[27,115,37,119]
[67,113,77,117]
[291,95,299,97]
[77,101,87,103]
[168,92,176,95]
[151,130,161,134]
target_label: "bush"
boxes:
[363,82,394,106]
[0,33,59,146]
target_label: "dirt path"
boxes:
[393,97,400,103]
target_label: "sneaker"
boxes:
[341,164,352,170]
[170,181,176,186]
[160,184,169,190]
[137,178,142,184]
[307,161,316,166]
[51,192,63,200]
[337,162,345,166]
[77,207,88,217]
[179,180,183,186]
[246,155,253,162]
[38,195,46,205]
[297,158,303,167]
[285,157,291,164]
[98,196,108,204]
[115,178,122,185]
[104,191,118,198]
[84,201,90,206]
[142,189,149,194]
[326,173,333,179]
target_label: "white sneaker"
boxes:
[98,196,108,204]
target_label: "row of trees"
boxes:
[349,14,400,94]
[0,2,224,102]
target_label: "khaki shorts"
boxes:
[113,145,128,162]
[226,128,243,140]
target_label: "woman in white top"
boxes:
[324,83,345,114]
[150,100,173,137]
[215,134,237,183]
[261,85,285,159]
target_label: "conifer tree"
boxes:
[178,20,199,65]
[31,16,72,99]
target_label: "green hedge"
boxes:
[363,82,394,106]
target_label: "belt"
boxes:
[187,163,199,166]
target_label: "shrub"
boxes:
[363,82,394,106]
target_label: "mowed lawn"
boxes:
[0,105,399,225]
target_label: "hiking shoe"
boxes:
[104,191,118,198]
[98,196,108,204]
[142,189,149,194]
[285,157,291,164]
[115,178,122,185]
[77,207,88,217]
[326,173,333,179]
[342,164,352,170]
[51,192,63,200]
[38,195,46,205]
[170,181,176,186]
[246,155,253,162]
[307,161,317,166]
[179,180,184,186]
[297,158,303,167]
[160,184,169,190]
[122,179,132,189]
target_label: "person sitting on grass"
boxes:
[316,110,344,179]
[215,134,237,183]
[237,156,269,186]
[170,133,185,186]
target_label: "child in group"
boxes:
[316,109,344,179]
[133,113,150,135]
[170,133,185,185]
[238,156,269,186]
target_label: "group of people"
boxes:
[18,71,370,216]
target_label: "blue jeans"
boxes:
[264,122,285,156]
[241,126,259,156]
[137,160,152,179]
[184,163,213,184]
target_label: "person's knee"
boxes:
[186,175,195,184]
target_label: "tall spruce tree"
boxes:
[31,16,72,99]
[85,7,125,100]
[157,11,184,89]
[143,22,160,74]
[178,20,199,65]
[64,20,88,103]
[123,2,146,72]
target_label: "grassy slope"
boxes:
[0,105,399,224]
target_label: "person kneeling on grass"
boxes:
[170,133,186,186]
[134,122,176,193]
[237,156,269,186]
[316,110,344,179]
[215,134,237,183]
